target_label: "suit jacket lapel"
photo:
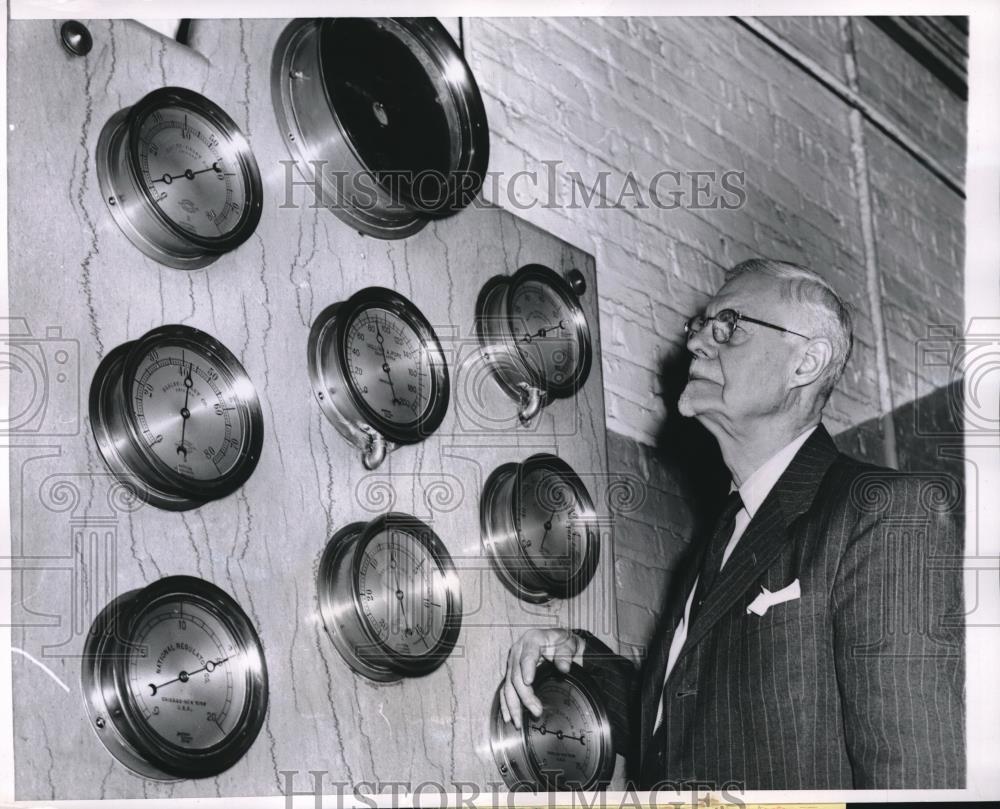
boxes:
[668,425,841,672]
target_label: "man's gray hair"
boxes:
[726,258,854,402]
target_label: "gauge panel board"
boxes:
[7,17,617,800]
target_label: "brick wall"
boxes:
[464,16,966,657]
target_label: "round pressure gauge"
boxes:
[308,287,449,469]
[97,86,263,269]
[481,453,600,603]
[82,576,268,780]
[475,265,592,423]
[317,513,462,681]
[272,17,489,238]
[490,663,614,791]
[89,324,264,510]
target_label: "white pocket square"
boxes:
[746,578,801,616]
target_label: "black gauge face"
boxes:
[510,279,580,388]
[128,341,248,481]
[321,19,454,179]
[128,598,249,751]
[516,466,588,579]
[526,677,602,788]
[134,103,250,240]
[356,526,451,659]
[344,307,434,428]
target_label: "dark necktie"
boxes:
[689,490,744,624]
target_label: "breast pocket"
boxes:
[741,592,827,637]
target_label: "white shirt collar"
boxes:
[734,425,818,519]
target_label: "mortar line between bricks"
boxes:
[734,15,965,198]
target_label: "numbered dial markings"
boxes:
[357,528,449,657]
[525,677,602,787]
[516,466,589,578]
[510,280,579,387]
[131,345,244,481]
[137,106,247,239]
[129,600,247,750]
[489,666,613,791]
[318,514,462,681]
[345,308,432,427]
[90,325,263,510]
[82,576,268,780]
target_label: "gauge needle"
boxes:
[147,655,230,696]
[539,508,558,554]
[530,724,586,744]
[177,361,193,460]
[374,323,401,406]
[521,320,566,343]
[154,161,222,185]
[389,541,413,636]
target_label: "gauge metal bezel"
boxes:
[481,453,600,602]
[271,17,489,239]
[307,287,450,468]
[489,663,614,791]
[89,324,264,511]
[97,86,263,269]
[475,264,593,422]
[81,575,269,780]
[317,513,463,682]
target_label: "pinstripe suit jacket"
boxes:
[583,425,965,789]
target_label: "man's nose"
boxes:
[686,325,717,359]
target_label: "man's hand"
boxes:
[500,628,585,729]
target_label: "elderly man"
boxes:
[500,259,964,789]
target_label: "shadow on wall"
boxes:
[653,349,730,540]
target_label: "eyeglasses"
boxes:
[684,309,811,344]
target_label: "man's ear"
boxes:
[790,337,833,389]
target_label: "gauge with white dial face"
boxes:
[89,324,264,511]
[510,279,580,388]
[82,576,268,780]
[318,514,462,681]
[97,86,263,269]
[515,464,590,579]
[135,103,249,240]
[525,676,602,788]
[345,307,433,428]
[475,264,592,423]
[489,664,614,791]
[356,524,451,659]
[308,287,450,469]
[129,341,247,481]
[129,598,249,751]
[480,454,601,602]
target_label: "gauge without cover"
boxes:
[89,324,264,510]
[308,287,449,469]
[82,576,268,780]
[481,453,600,602]
[272,17,489,238]
[97,86,263,269]
[317,513,463,681]
[490,663,614,791]
[475,265,592,424]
